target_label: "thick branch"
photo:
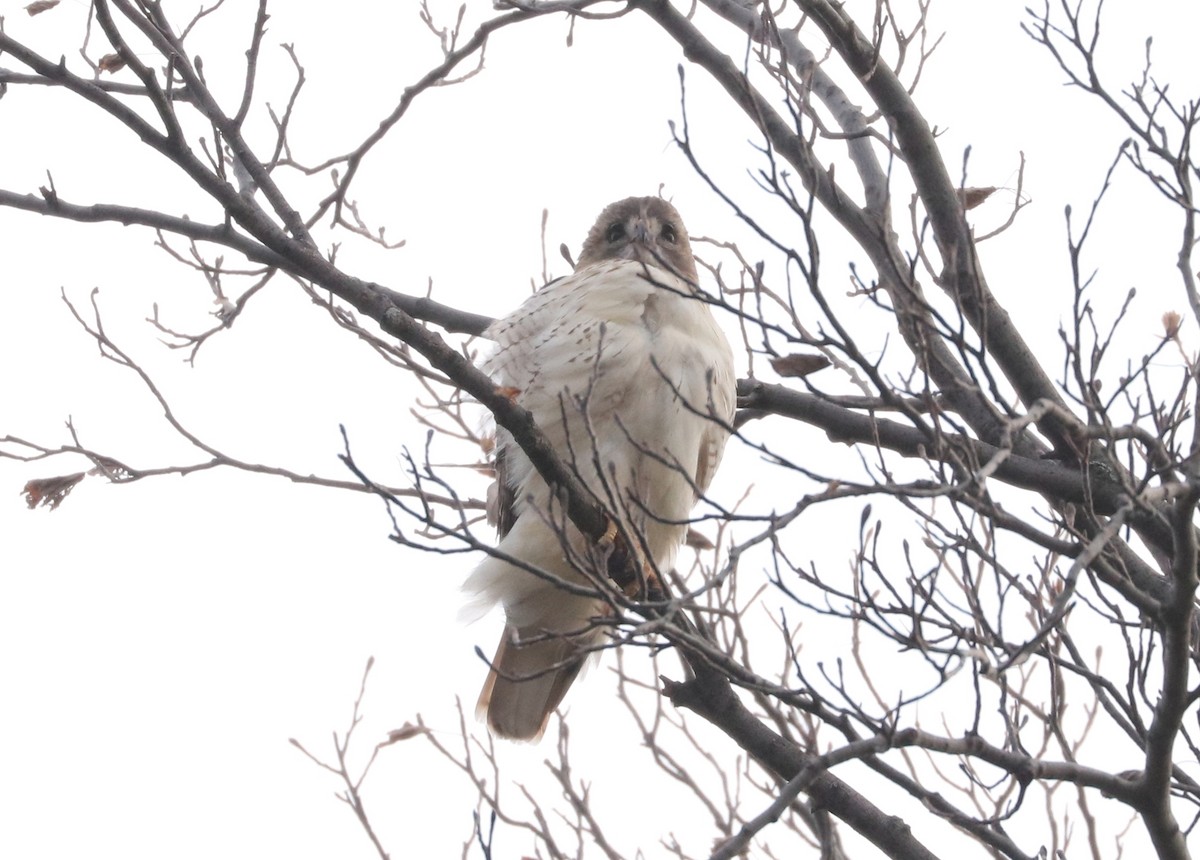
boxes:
[664,670,940,860]
[739,381,1116,510]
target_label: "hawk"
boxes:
[464,197,735,740]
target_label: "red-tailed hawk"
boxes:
[465,197,735,740]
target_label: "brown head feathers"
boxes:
[575,197,697,283]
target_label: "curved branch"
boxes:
[796,0,1074,435]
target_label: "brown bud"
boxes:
[1162,310,1182,339]
[958,187,998,210]
[770,353,831,378]
[98,53,127,74]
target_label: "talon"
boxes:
[642,565,665,601]
[622,561,663,600]
[600,518,619,545]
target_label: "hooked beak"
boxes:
[618,218,656,265]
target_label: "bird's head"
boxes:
[576,196,697,282]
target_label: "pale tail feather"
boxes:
[476,625,591,741]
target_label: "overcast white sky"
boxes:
[1,1,1197,857]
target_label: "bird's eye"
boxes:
[660,222,678,243]
[606,222,626,243]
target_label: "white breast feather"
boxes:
[464,259,733,702]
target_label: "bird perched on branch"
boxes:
[464,197,735,740]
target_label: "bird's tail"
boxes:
[476,625,594,741]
